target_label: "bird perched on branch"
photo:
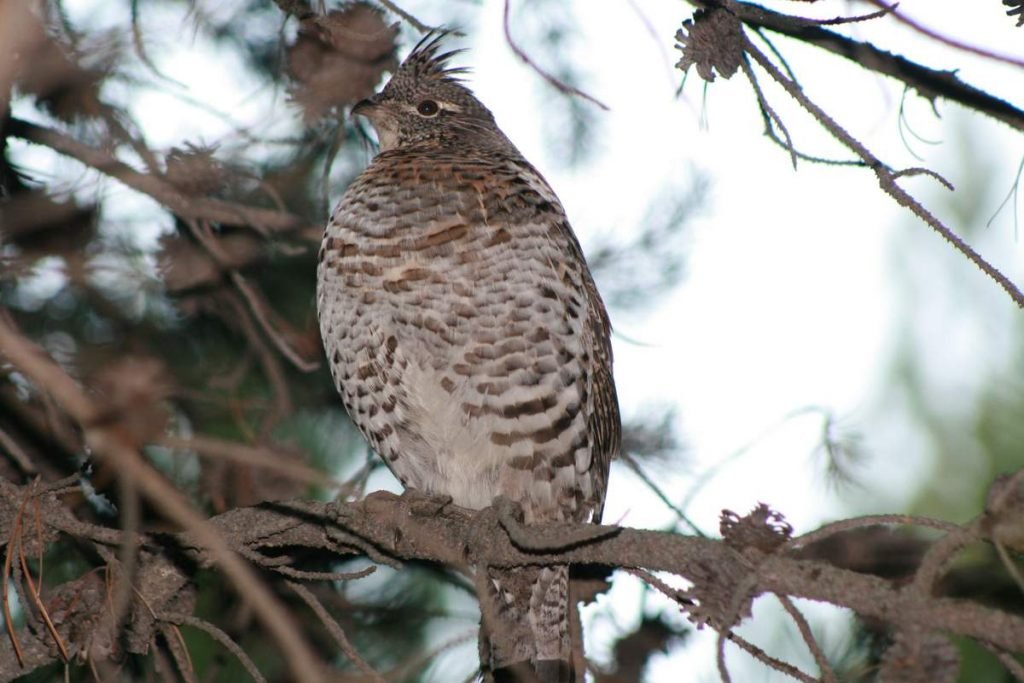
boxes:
[317,31,620,682]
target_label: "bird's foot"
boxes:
[400,487,452,516]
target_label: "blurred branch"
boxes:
[501,0,609,110]
[0,315,325,683]
[377,0,440,33]
[7,117,313,235]
[156,434,333,488]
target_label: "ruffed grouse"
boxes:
[316,31,620,682]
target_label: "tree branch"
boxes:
[691,0,1024,134]
[7,117,314,235]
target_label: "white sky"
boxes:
[18,0,1024,680]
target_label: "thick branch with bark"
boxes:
[2,473,1024,682]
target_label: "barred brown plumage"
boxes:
[316,31,620,682]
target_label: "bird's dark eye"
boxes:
[416,100,440,117]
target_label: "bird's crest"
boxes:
[400,30,470,83]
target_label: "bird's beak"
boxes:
[351,97,377,119]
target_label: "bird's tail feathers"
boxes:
[483,565,574,683]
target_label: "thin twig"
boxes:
[18,537,70,663]
[981,641,1024,682]
[716,628,734,683]
[740,54,797,169]
[230,271,320,372]
[111,474,141,637]
[129,0,186,87]
[377,0,442,33]
[619,453,704,536]
[776,595,837,683]
[863,0,1024,69]
[0,427,37,474]
[220,289,296,435]
[160,623,200,683]
[625,566,693,608]
[890,166,954,190]
[726,630,818,683]
[995,540,1024,598]
[287,581,386,681]
[2,492,28,666]
[911,522,979,598]
[987,155,1024,238]
[266,564,376,581]
[815,7,892,27]
[750,26,797,83]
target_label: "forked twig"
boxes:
[739,54,797,169]
[741,35,1024,309]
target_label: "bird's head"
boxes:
[352,31,502,152]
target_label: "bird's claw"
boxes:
[401,488,453,516]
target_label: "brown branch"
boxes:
[4,323,1024,677]
[701,1,1024,134]
[209,493,1024,653]
[3,476,1024,679]
[7,117,313,235]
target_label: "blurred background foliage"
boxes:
[1,0,1022,681]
